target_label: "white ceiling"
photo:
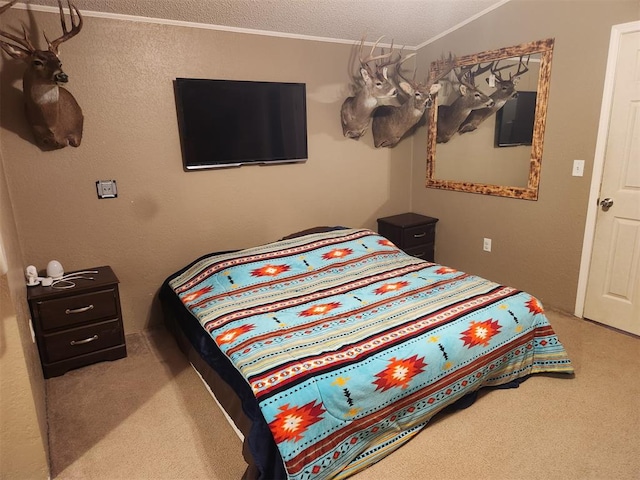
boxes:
[19,0,510,48]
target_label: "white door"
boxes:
[583,24,640,335]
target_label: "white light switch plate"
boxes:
[572,160,585,177]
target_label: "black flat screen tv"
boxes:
[174,78,308,170]
[494,91,537,147]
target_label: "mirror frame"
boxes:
[425,38,555,200]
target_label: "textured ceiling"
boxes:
[19,0,509,48]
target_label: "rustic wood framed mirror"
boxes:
[425,38,555,200]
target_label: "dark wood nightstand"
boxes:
[377,213,439,262]
[27,266,127,378]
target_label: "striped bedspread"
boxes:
[169,228,574,480]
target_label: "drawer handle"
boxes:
[70,335,98,346]
[413,232,427,238]
[65,305,94,314]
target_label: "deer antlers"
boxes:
[426,53,456,90]
[483,55,530,87]
[0,0,82,56]
[454,61,493,91]
[358,36,397,78]
[0,0,34,54]
[0,0,17,15]
[492,55,530,82]
[48,0,83,54]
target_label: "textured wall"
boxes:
[411,0,638,312]
[0,149,49,479]
[0,10,413,333]
[3,1,636,334]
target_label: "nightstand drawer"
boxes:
[43,319,124,363]
[36,288,118,331]
[402,224,436,249]
[405,243,435,262]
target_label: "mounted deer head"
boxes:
[436,63,494,143]
[0,0,84,150]
[458,56,530,134]
[340,37,401,139]
[371,54,454,148]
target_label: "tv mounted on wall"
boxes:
[174,78,308,170]
[494,91,537,147]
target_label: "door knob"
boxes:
[600,198,614,210]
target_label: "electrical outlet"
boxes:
[96,180,118,199]
[483,238,492,252]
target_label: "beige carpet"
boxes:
[46,310,640,480]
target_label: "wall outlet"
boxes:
[96,180,118,199]
[483,238,492,252]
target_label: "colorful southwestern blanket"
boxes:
[169,228,574,480]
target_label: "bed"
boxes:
[159,227,574,480]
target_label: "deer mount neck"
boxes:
[24,71,61,105]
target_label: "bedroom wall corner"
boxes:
[410,0,639,313]
[0,144,50,479]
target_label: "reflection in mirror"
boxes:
[426,39,554,200]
